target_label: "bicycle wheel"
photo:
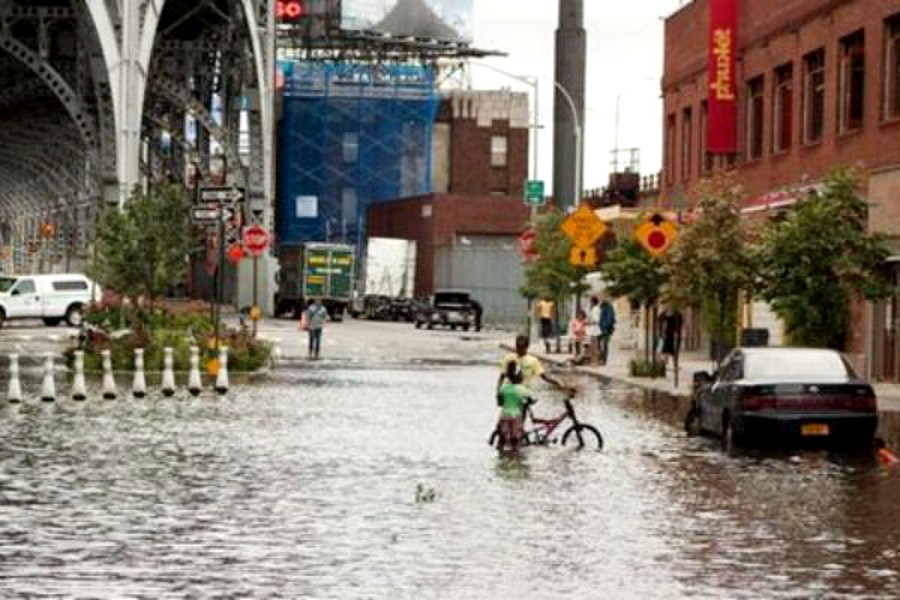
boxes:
[561,424,604,450]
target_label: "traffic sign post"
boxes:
[523,180,546,207]
[635,212,679,257]
[242,224,270,337]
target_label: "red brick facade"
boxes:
[663,0,900,207]
[367,194,531,297]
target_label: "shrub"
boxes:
[629,359,667,379]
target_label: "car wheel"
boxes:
[722,415,740,452]
[65,304,84,327]
[450,324,458,331]
[415,320,422,329]
[462,325,470,332]
[684,403,701,437]
[0,308,5,328]
[42,318,63,327]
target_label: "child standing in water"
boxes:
[496,361,530,452]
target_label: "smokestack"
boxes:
[553,0,586,209]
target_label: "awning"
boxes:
[742,182,826,215]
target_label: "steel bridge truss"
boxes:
[0,0,275,274]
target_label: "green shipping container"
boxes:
[302,243,355,302]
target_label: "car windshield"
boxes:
[433,292,469,305]
[0,277,17,293]
[744,350,855,381]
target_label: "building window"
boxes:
[884,15,900,120]
[803,49,826,144]
[699,101,712,173]
[746,76,765,160]
[490,135,508,167]
[342,132,359,163]
[773,63,793,153]
[839,31,866,133]
[666,113,676,183]
[681,107,692,181]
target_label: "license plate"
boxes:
[801,423,830,437]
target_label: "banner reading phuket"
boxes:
[341,0,474,44]
[707,0,738,154]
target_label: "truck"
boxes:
[274,243,355,320]
[350,237,417,321]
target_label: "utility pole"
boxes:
[553,0,586,210]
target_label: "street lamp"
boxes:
[612,77,657,173]
[469,62,583,209]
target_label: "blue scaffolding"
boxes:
[277,62,439,247]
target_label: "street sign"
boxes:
[242,224,270,257]
[561,204,608,248]
[524,180,546,207]
[569,245,598,268]
[200,186,244,203]
[635,212,679,257]
[192,204,236,224]
[517,228,538,261]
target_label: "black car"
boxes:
[413,290,476,331]
[685,347,878,449]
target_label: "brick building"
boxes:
[662,0,900,379]
[368,90,533,325]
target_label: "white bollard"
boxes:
[133,349,147,399]
[7,353,22,403]
[215,346,229,395]
[40,354,56,402]
[161,347,176,397]
[101,350,117,400]
[72,351,87,401]
[188,346,202,397]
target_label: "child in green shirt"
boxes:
[497,361,530,451]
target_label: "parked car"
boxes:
[413,290,476,331]
[685,347,878,449]
[0,273,101,328]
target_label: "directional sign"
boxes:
[524,180,546,207]
[200,186,244,203]
[635,212,679,257]
[561,204,607,248]
[569,246,598,268]
[517,228,539,261]
[192,203,236,224]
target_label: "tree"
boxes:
[665,173,755,359]
[522,210,587,303]
[90,184,192,300]
[754,169,892,348]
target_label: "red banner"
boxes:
[707,0,738,154]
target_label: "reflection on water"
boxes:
[0,367,899,598]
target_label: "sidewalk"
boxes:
[526,339,900,413]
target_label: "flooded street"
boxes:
[1,361,900,598]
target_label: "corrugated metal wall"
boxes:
[434,235,526,327]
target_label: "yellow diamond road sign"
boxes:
[561,204,608,248]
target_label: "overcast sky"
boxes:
[470,0,686,192]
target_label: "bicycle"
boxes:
[489,392,604,450]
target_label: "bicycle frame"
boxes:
[523,398,581,445]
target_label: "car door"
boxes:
[5,278,41,318]
[709,353,742,436]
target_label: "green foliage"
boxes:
[665,173,755,347]
[522,211,588,302]
[90,184,192,300]
[600,238,667,308]
[629,358,667,378]
[754,169,892,348]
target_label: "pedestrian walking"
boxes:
[302,299,329,360]
[598,296,616,366]
[537,296,555,353]
[658,306,683,367]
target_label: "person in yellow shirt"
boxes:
[536,296,555,353]
[498,334,567,393]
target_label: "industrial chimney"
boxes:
[553,0,586,209]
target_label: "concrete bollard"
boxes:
[40,354,57,402]
[188,346,202,397]
[72,351,87,401]
[215,346,229,395]
[133,349,147,399]
[101,350,117,400]
[7,353,22,403]
[161,347,176,397]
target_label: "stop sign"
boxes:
[242,225,270,257]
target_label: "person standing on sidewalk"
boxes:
[587,296,601,365]
[303,299,329,360]
[537,296,556,353]
[598,297,616,366]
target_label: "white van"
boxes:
[0,274,101,328]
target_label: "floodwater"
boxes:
[1,365,900,599]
